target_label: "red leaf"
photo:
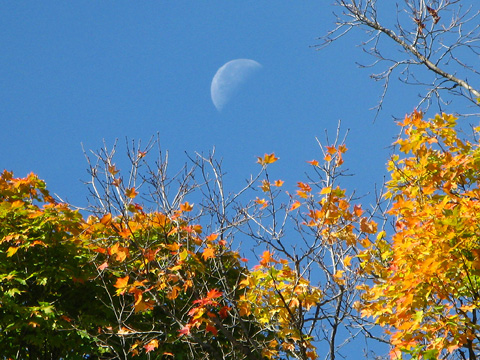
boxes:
[205,324,218,336]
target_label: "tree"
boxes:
[77,137,382,360]
[0,170,108,359]
[358,110,480,360]
[319,0,480,116]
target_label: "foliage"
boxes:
[0,170,107,359]
[359,111,480,359]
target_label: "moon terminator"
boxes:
[211,59,262,111]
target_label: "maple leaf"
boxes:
[255,197,268,209]
[297,182,312,193]
[202,247,216,260]
[179,325,191,336]
[353,204,363,217]
[180,201,194,212]
[219,306,231,319]
[260,180,271,192]
[108,164,119,176]
[259,250,274,267]
[257,153,279,166]
[307,159,319,166]
[100,213,112,225]
[125,187,138,199]
[289,200,301,211]
[144,339,159,353]
[206,288,223,299]
[205,324,218,336]
[135,298,155,313]
[167,286,181,300]
[326,146,337,155]
[205,233,218,242]
[273,179,284,187]
[114,275,130,295]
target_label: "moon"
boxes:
[211,59,262,111]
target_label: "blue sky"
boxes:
[0,1,418,208]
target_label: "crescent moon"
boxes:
[211,59,262,111]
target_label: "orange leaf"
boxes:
[326,146,337,155]
[307,159,319,166]
[255,197,268,209]
[167,285,181,300]
[290,200,301,211]
[144,339,159,353]
[100,213,112,225]
[205,233,218,242]
[207,289,223,299]
[108,164,120,176]
[114,276,130,295]
[297,182,312,193]
[259,250,274,266]
[273,180,284,187]
[360,217,377,234]
[257,153,279,166]
[353,205,363,217]
[180,202,194,212]
[125,187,138,199]
[202,247,216,260]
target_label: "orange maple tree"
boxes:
[359,111,480,359]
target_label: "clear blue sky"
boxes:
[1,1,419,208]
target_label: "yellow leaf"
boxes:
[179,249,188,261]
[320,186,332,195]
[344,255,352,267]
[260,180,271,192]
[257,153,279,166]
[6,246,19,257]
